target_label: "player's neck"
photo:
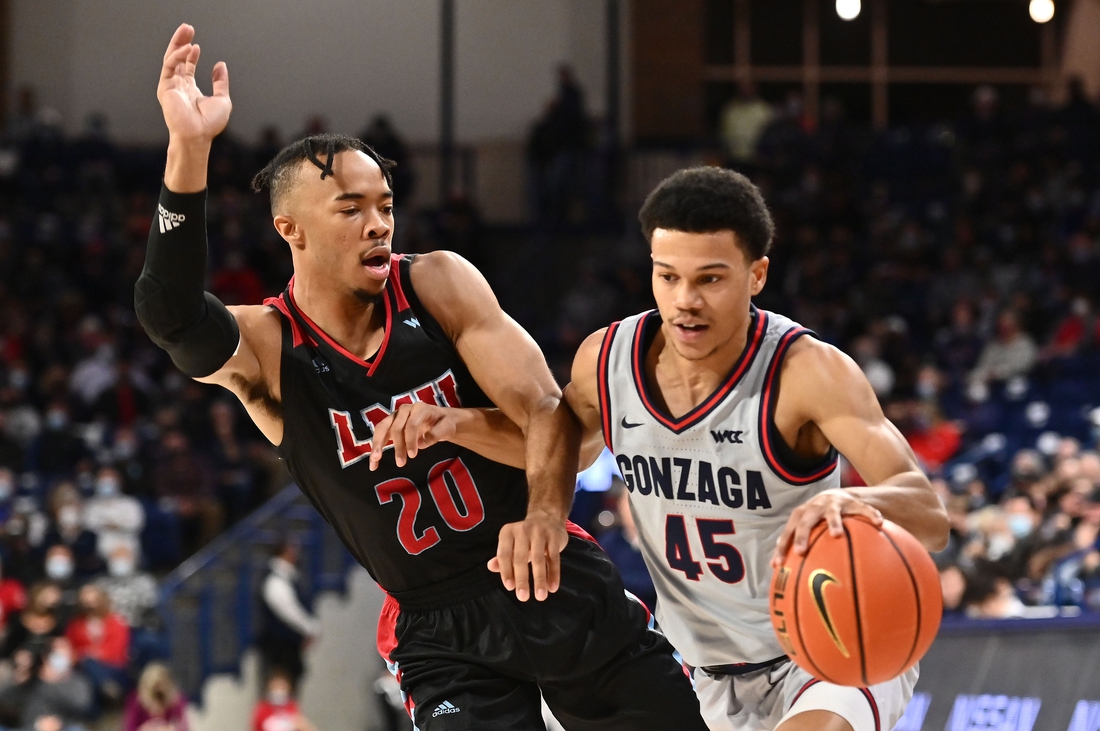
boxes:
[291,276,386,360]
[650,321,750,413]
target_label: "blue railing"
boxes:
[158,485,356,701]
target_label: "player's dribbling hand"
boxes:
[489,513,568,602]
[368,402,458,470]
[157,23,231,143]
[770,488,883,569]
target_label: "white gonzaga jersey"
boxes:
[599,305,840,668]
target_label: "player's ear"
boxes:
[749,256,769,296]
[273,214,304,250]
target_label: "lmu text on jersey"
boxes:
[329,370,461,468]
[615,454,773,510]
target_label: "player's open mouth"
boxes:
[360,249,391,279]
[673,323,709,341]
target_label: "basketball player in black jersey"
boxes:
[136,25,707,731]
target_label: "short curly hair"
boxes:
[638,166,774,260]
[251,133,395,215]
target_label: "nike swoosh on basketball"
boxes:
[809,570,850,658]
[621,417,643,429]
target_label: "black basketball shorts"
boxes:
[376,527,708,730]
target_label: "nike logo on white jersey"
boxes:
[404,318,421,328]
[432,700,460,717]
[157,204,186,234]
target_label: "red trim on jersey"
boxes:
[264,294,309,348]
[566,520,597,543]
[286,277,394,377]
[388,253,411,312]
[860,688,882,731]
[596,322,621,451]
[376,593,400,661]
[790,678,822,708]
[367,292,394,377]
[376,593,415,719]
[758,327,838,485]
[630,307,768,434]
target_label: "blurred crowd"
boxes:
[0,76,1099,722]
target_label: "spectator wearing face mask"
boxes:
[40,547,81,621]
[19,637,93,731]
[94,546,156,630]
[25,403,86,478]
[2,514,44,587]
[65,585,130,704]
[41,486,103,580]
[111,429,153,499]
[95,546,166,670]
[123,662,188,731]
[252,670,317,731]
[1,583,63,660]
[82,467,144,562]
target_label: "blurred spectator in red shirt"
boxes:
[212,249,265,306]
[1041,296,1093,361]
[252,670,317,731]
[0,556,27,632]
[92,360,153,428]
[887,398,963,472]
[66,584,130,703]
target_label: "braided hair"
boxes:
[251,133,396,215]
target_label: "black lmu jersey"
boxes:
[265,254,529,593]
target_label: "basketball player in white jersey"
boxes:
[369,166,950,731]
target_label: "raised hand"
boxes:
[157,23,231,143]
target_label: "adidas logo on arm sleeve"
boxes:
[157,204,186,233]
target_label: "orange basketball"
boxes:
[769,516,942,687]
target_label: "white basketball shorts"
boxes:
[692,658,918,731]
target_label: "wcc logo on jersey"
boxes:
[946,694,1041,731]
[328,370,461,468]
[711,429,744,444]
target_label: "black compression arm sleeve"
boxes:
[134,186,240,378]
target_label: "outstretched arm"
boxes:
[369,404,529,470]
[405,252,580,602]
[136,25,281,444]
[772,338,949,567]
[136,23,237,376]
[367,328,608,472]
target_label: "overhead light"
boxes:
[836,0,861,21]
[1029,0,1054,23]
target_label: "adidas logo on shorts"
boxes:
[158,204,186,234]
[432,700,460,717]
